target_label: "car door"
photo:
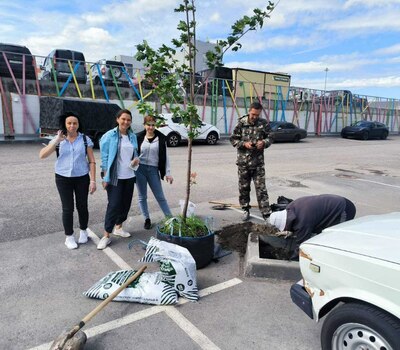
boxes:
[196,121,214,140]
[275,123,292,141]
[171,116,189,140]
[369,123,379,138]
[374,123,386,138]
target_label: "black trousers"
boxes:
[55,174,90,236]
[104,177,135,234]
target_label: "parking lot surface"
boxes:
[1,136,399,349]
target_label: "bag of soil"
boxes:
[140,237,199,301]
[84,269,178,305]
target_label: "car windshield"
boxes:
[172,116,183,124]
[269,122,279,130]
[105,61,124,67]
[352,121,370,127]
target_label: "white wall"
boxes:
[11,93,40,135]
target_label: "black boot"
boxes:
[144,218,151,230]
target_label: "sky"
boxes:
[1,0,400,99]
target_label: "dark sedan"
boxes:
[341,120,389,140]
[268,121,307,142]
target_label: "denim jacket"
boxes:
[100,127,138,185]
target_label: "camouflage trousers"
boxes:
[237,165,270,217]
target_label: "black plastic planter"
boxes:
[156,226,215,269]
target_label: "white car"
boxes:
[290,212,400,350]
[157,113,220,147]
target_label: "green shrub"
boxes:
[159,215,210,238]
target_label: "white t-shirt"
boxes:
[117,135,135,179]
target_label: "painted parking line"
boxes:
[355,178,400,189]
[87,228,132,270]
[28,278,242,350]
[231,207,264,222]
[29,226,243,350]
[164,307,221,350]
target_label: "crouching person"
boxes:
[268,194,356,260]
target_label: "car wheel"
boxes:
[362,131,369,140]
[113,68,122,79]
[293,134,301,142]
[167,133,180,147]
[321,303,400,350]
[269,135,275,144]
[381,131,388,140]
[206,131,218,145]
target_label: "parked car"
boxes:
[88,59,130,87]
[40,49,87,84]
[157,113,220,147]
[0,43,36,80]
[290,212,400,350]
[341,120,389,140]
[268,121,307,142]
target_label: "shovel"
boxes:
[209,201,257,210]
[50,265,147,350]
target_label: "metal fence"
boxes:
[0,50,399,137]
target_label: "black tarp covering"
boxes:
[39,96,121,138]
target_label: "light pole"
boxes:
[324,67,329,94]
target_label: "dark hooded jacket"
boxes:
[136,129,168,179]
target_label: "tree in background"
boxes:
[136,0,276,223]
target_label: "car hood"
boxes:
[302,212,400,264]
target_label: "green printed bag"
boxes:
[84,269,178,305]
[140,237,199,301]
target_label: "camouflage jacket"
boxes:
[230,115,271,168]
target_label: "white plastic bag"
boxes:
[84,270,178,305]
[179,199,196,217]
[140,237,199,301]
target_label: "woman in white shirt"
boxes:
[98,109,139,249]
[136,115,173,230]
[39,112,96,249]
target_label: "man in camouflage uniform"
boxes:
[230,102,272,221]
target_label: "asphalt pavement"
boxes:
[1,136,399,349]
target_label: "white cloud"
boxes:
[323,11,400,32]
[80,27,115,46]
[374,44,400,56]
[2,0,400,98]
[344,0,400,9]
[209,12,221,22]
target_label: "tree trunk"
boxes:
[182,135,193,221]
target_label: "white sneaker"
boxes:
[113,227,131,238]
[78,229,88,244]
[65,235,78,249]
[97,236,111,250]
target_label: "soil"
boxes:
[216,222,295,260]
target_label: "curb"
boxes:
[244,232,301,280]
[0,136,44,144]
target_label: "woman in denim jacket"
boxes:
[98,109,139,249]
